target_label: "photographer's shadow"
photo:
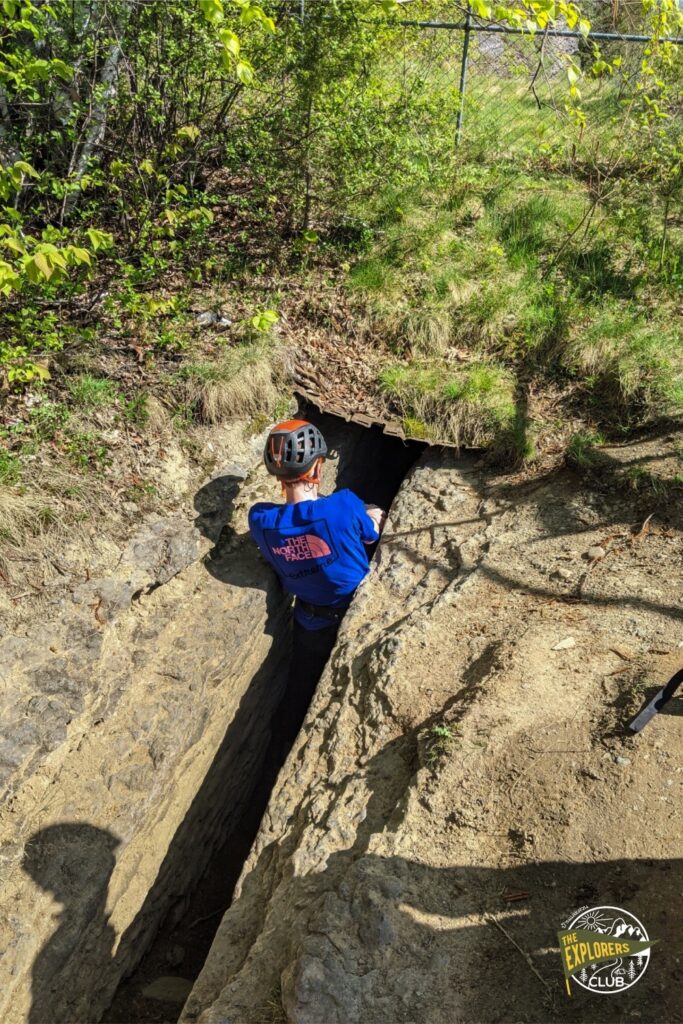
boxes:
[194,472,288,635]
[23,823,120,1024]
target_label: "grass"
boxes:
[566,430,606,469]
[567,305,683,419]
[180,338,285,424]
[350,163,683,455]
[419,723,456,769]
[0,450,22,486]
[64,431,111,469]
[67,375,120,408]
[380,360,516,447]
[625,465,683,497]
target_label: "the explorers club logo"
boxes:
[557,905,655,996]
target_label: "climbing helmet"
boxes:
[264,419,327,481]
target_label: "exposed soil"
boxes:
[183,428,683,1024]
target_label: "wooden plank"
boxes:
[294,387,458,447]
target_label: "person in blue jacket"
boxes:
[249,419,386,748]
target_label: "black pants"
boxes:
[277,618,339,749]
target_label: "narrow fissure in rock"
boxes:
[103,408,424,1024]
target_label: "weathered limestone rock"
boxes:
[0,449,290,1024]
[183,445,683,1024]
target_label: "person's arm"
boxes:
[247,505,259,541]
[347,492,385,544]
[364,503,386,539]
[248,505,268,554]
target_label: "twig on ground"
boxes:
[631,513,654,545]
[484,913,551,992]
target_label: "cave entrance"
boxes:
[103,405,425,1024]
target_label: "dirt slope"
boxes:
[182,435,683,1024]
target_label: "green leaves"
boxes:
[13,160,39,179]
[0,259,20,296]
[250,309,279,333]
[176,124,201,142]
[218,28,240,57]
[7,360,50,384]
[205,0,275,82]
[85,228,113,251]
[199,0,224,26]
[236,60,255,85]
[470,0,492,19]
[27,251,54,282]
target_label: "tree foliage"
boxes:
[0,0,680,405]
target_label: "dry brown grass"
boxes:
[182,340,286,424]
[0,459,107,591]
[145,395,172,438]
[0,489,54,549]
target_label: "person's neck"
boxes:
[285,482,319,505]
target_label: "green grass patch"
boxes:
[419,722,456,770]
[566,430,606,469]
[348,155,683,458]
[380,359,515,447]
[67,375,120,408]
[0,449,22,486]
[567,303,683,420]
[65,432,111,469]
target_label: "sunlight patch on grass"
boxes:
[180,339,286,424]
[567,303,683,419]
[379,359,516,447]
[67,375,120,408]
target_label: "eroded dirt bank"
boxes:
[0,409,420,1024]
[182,434,683,1024]
[0,422,293,1024]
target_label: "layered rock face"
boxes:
[183,444,682,1024]
[0,441,291,1024]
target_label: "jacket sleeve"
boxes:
[347,491,380,543]
[248,505,264,547]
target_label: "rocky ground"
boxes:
[0,420,293,1024]
[2,407,681,1024]
[0,409,418,1024]
[182,429,683,1024]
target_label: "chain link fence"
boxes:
[380,5,676,166]
[231,2,682,240]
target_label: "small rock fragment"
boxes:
[615,756,632,766]
[142,977,193,1003]
[551,567,572,582]
[586,545,606,561]
[552,637,576,651]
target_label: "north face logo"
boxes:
[271,533,332,562]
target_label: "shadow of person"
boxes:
[193,471,245,547]
[22,823,121,1024]
[193,473,289,642]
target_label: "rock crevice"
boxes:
[183,444,682,1024]
[0,443,289,1024]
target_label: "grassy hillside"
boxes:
[348,166,683,457]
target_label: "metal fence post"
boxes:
[455,4,472,148]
